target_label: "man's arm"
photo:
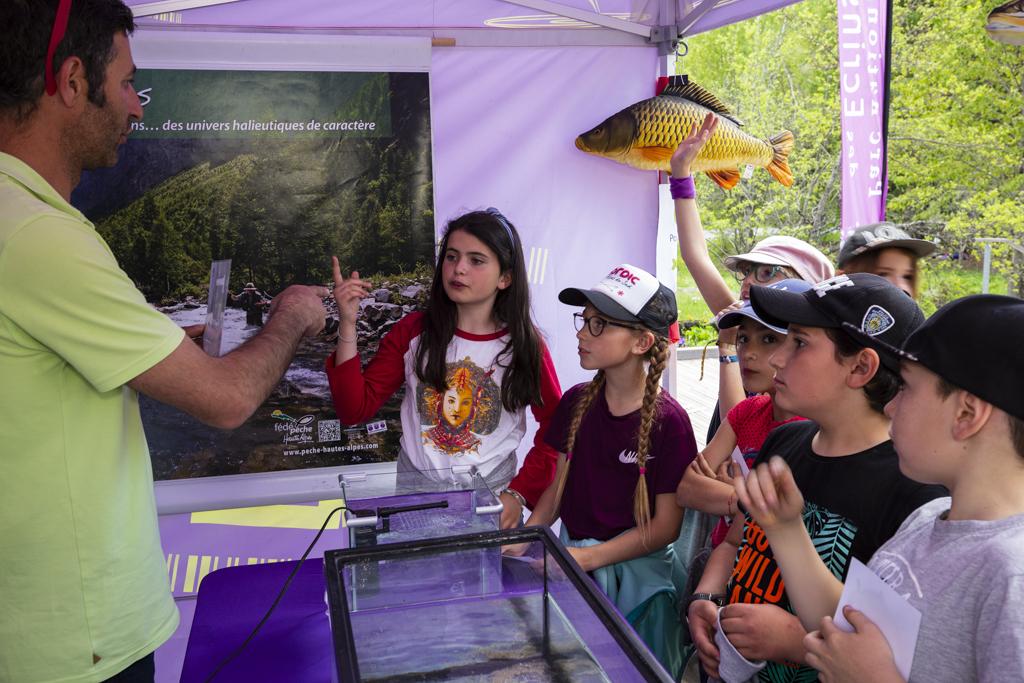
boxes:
[129,285,327,430]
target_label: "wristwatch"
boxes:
[684,592,725,615]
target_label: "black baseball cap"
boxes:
[749,273,925,371]
[858,295,1024,421]
[560,263,678,337]
[838,222,937,268]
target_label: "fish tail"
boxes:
[766,130,795,187]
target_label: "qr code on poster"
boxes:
[318,419,341,443]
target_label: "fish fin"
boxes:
[705,169,741,190]
[638,146,676,165]
[662,75,745,127]
[766,130,795,187]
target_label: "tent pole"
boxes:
[498,0,652,38]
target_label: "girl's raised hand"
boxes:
[670,112,718,178]
[331,256,371,324]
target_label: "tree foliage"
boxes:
[680,0,1023,297]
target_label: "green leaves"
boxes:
[679,0,1023,300]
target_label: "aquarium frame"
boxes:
[323,525,676,683]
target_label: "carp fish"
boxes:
[986,1,1024,45]
[574,75,793,189]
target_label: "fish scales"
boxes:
[575,75,795,188]
[634,98,770,166]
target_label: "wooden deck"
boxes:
[673,350,720,449]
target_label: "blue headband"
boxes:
[485,207,517,249]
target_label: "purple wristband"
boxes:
[670,175,696,200]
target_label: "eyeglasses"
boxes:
[732,263,788,283]
[573,312,639,337]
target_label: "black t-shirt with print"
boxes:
[725,421,946,683]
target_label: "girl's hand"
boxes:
[715,458,734,485]
[733,455,805,533]
[331,256,371,324]
[670,112,718,178]
[498,491,524,529]
[690,453,718,479]
[566,545,594,572]
[713,300,745,326]
[804,610,904,683]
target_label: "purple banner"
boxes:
[838,0,890,237]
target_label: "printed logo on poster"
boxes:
[272,410,316,444]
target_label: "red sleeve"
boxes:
[325,312,423,425]
[725,394,769,433]
[507,340,562,508]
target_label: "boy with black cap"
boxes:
[733,294,1024,682]
[685,273,946,682]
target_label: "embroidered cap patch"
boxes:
[861,305,896,336]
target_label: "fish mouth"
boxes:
[574,136,589,152]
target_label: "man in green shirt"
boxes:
[0,2,329,681]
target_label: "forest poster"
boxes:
[72,68,434,481]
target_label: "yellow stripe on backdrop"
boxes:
[190,498,348,529]
[164,498,348,594]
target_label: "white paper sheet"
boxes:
[731,447,750,476]
[834,558,921,680]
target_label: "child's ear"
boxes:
[497,271,512,290]
[846,348,881,389]
[632,330,656,355]
[950,391,993,442]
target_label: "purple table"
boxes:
[179,554,544,682]
[180,560,334,682]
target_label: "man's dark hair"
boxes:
[0,0,135,122]
[824,327,902,414]
[936,377,1024,461]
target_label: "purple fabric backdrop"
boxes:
[154,43,660,682]
[838,0,889,236]
[430,45,660,391]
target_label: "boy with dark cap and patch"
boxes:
[733,294,1024,682]
[685,273,946,683]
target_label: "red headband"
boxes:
[44,0,74,96]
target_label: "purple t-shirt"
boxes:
[545,383,697,541]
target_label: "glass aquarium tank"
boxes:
[324,526,674,683]
[338,464,504,550]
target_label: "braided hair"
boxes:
[553,334,672,543]
[632,335,671,541]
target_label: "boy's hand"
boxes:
[720,603,807,663]
[687,599,721,679]
[803,608,905,683]
[331,256,372,325]
[669,112,718,178]
[733,455,805,532]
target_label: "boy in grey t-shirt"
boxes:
[732,294,1024,682]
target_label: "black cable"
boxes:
[203,505,348,683]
